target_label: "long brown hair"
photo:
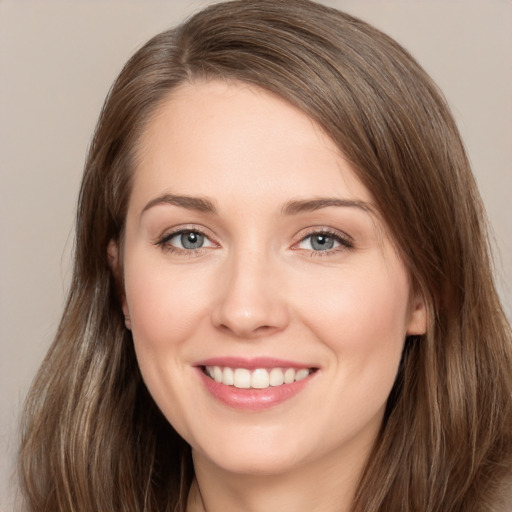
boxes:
[19,1,512,510]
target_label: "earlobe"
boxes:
[107,239,132,330]
[406,292,427,336]
[123,311,132,330]
[107,239,120,275]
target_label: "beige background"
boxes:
[1,1,511,509]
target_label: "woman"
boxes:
[19,1,512,510]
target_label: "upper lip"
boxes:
[194,357,316,370]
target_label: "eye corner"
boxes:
[154,226,219,255]
[291,227,354,256]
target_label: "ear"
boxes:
[107,239,131,330]
[406,291,427,336]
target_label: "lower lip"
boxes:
[197,369,314,410]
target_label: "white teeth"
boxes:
[269,368,284,386]
[284,368,295,384]
[251,369,269,389]
[295,368,310,381]
[205,366,313,389]
[223,367,234,386]
[233,368,251,388]
[213,366,223,383]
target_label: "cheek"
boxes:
[307,256,410,336]
[293,263,410,443]
[296,260,410,387]
[125,251,216,402]
[122,253,212,360]
[121,254,214,438]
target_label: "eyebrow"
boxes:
[140,194,372,218]
[141,193,218,216]
[281,198,373,215]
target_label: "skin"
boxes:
[110,79,427,512]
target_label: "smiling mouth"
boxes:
[203,366,317,389]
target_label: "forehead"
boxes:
[131,79,373,211]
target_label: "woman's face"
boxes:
[114,80,426,477]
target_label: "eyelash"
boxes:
[154,227,216,256]
[293,228,354,258]
[154,227,354,257]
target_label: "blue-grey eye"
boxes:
[298,233,341,251]
[179,231,205,249]
[164,230,215,250]
[311,234,335,250]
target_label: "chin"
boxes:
[202,451,304,477]
[192,429,308,476]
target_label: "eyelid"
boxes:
[153,224,353,256]
[291,227,354,254]
[154,225,219,254]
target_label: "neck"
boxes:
[187,443,371,512]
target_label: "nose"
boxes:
[211,250,290,339]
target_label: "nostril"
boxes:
[210,284,290,337]
[254,325,274,334]
[217,322,277,338]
